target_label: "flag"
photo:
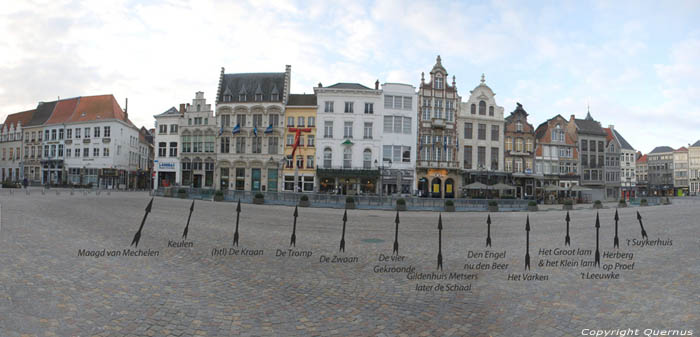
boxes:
[264,124,273,134]
[253,126,258,137]
[232,123,240,134]
[218,126,223,136]
[443,136,447,153]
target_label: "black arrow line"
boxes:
[290,205,298,247]
[340,209,347,252]
[614,209,619,248]
[233,199,241,247]
[525,215,531,270]
[636,211,648,239]
[595,212,600,268]
[131,198,153,248]
[565,211,571,246]
[393,210,399,255]
[182,200,195,240]
[437,213,443,270]
[486,214,492,247]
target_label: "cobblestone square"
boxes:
[0,190,697,336]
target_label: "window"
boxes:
[307,116,315,127]
[491,147,499,170]
[403,97,412,110]
[363,149,372,169]
[104,126,110,137]
[251,114,261,128]
[478,124,486,140]
[287,116,294,127]
[102,147,108,156]
[491,125,499,141]
[307,155,314,168]
[51,129,56,140]
[526,139,533,152]
[255,93,262,102]
[272,93,279,101]
[477,146,486,168]
[84,127,90,138]
[598,141,604,153]
[343,148,352,168]
[307,135,314,147]
[581,139,588,151]
[59,129,64,140]
[94,127,100,138]
[324,101,334,112]
[170,124,178,134]
[297,117,305,127]
[323,148,332,168]
[364,122,373,139]
[158,142,167,157]
[344,102,354,113]
[489,106,494,116]
[324,121,333,138]
[516,138,524,152]
[83,148,89,157]
[170,142,178,157]
[188,118,192,126]
[220,114,231,127]
[463,146,472,169]
[296,155,303,168]
[479,101,486,115]
[236,114,246,127]
[286,134,295,146]
[268,137,278,154]
[66,148,71,157]
[464,123,473,139]
[221,137,230,153]
[590,140,596,152]
[66,129,72,139]
[49,145,56,157]
[74,147,79,157]
[435,77,443,89]
[364,103,374,114]
[470,104,476,114]
[239,94,246,102]
[93,148,99,157]
[344,121,353,138]
[383,116,412,134]
[235,137,246,153]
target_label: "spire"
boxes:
[436,55,442,65]
[585,104,593,120]
[481,73,485,84]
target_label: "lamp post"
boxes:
[375,159,392,198]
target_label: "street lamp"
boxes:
[375,159,392,197]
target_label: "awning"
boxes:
[463,182,489,190]
[543,185,565,192]
[570,185,592,192]
[490,183,516,190]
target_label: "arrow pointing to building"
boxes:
[525,215,531,270]
[437,213,443,270]
[614,209,620,248]
[339,209,347,252]
[233,199,241,247]
[182,200,195,240]
[131,198,153,248]
[595,212,600,267]
[486,214,492,247]
[565,211,571,246]
[393,210,400,255]
[290,205,298,247]
[636,211,648,239]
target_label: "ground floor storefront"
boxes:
[156,171,177,188]
[317,168,379,195]
[217,166,280,192]
[0,166,21,182]
[282,173,314,192]
[380,169,414,196]
[416,168,461,198]
[621,187,637,199]
[41,160,64,185]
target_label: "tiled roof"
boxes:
[574,118,606,136]
[674,146,688,152]
[218,72,285,103]
[26,101,57,126]
[2,108,36,130]
[287,94,317,106]
[155,107,179,117]
[68,95,130,125]
[636,154,647,163]
[326,83,372,90]
[612,128,634,150]
[45,97,80,125]
[649,146,674,154]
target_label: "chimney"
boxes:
[179,104,186,114]
[318,82,323,88]
[608,124,614,130]
[375,80,379,90]
[125,98,128,113]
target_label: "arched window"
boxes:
[489,106,494,116]
[470,104,476,114]
[343,148,352,168]
[479,101,486,115]
[323,148,332,168]
[363,149,372,169]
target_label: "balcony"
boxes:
[317,166,379,178]
[431,118,445,129]
[416,160,460,169]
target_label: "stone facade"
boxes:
[180,92,216,189]
[380,83,417,196]
[534,115,580,202]
[0,109,33,183]
[503,103,536,199]
[689,140,700,196]
[568,112,607,201]
[610,126,636,198]
[647,146,674,196]
[636,153,648,196]
[603,127,621,200]
[672,147,689,196]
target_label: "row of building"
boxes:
[0,95,153,189]
[3,56,697,198]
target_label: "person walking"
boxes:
[23,177,28,189]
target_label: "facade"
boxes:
[689,140,700,196]
[647,146,674,196]
[603,127,621,200]
[380,83,417,196]
[153,107,182,189]
[0,109,34,182]
[41,97,79,184]
[137,127,154,189]
[534,115,579,202]
[610,127,636,198]
[672,147,688,196]
[503,103,536,199]
[282,94,317,193]
[180,92,216,189]
[458,75,506,197]
[568,112,607,201]
[635,154,648,196]
[24,101,57,184]
[416,56,461,198]
[314,82,382,195]
[215,67,289,191]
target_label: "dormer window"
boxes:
[516,121,523,132]
[255,93,262,102]
[224,95,232,102]
[435,77,443,89]
[239,94,246,101]
[271,93,279,101]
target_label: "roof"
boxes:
[574,118,606,136]
[26,101,58,127]
[218,72,285,103]
[692,140,700,147]
[612,128,634,150]
[636,154,647,163]
[326,83,372,90]
[67,95,132,126]
[649,146,674,154]
[287,94,317,106]
[154,107,179,117]
[45,97,80,125]
[2,108,35,130]
[675,146,688,152]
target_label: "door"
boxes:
[444,178,454,198]
[251,168,261,191]
[431,178,442,198]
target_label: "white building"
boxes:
[153,107,182,189]
[314,82,383,194]
[0,109,33,182]
[180,92,217,189]
[458,74,506,192]
[610,126,637,198]
[689,140,700,196]
[380,82,417,195]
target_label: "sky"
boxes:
[1,0,699,154]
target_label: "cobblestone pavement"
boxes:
[0,190,697,336]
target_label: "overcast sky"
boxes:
[1,0,699,153]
